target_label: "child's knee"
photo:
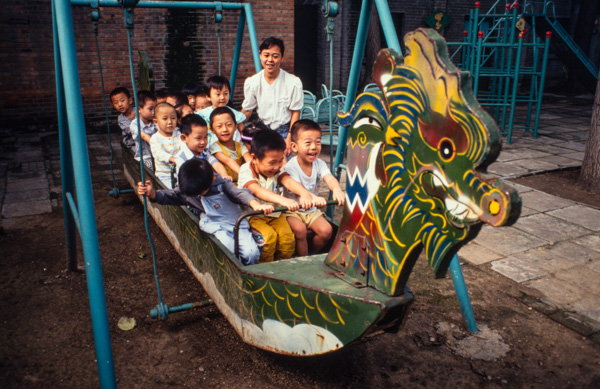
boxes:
[313,221,333,238]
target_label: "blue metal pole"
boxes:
[244,4,262,72]
[229,8,246,98]
[71,0,245,9]
[449,254,478,333]
[373,0,401,53]
[533,32,551,138]
[53,0,116,387]
[506,33,524,144]
[53,0,77,272]
[333,0,372,175]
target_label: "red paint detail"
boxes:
[478,31,484,39]
[419,113,469,154]
[519,31,525,39]
[505,3,510,10]
[463,30,468,36]
[546,31,552,38]
[475,2,480,8]
[513,2,519,9]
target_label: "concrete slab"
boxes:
[553,141,588,152]
[457,241,504,265]
[2,200,52,218]
[572,234,600,253]
[525,276,584,307]
[5,178,49,192]
[512,213,591,244]
[486,161,529,177]
[490,256,548,283]
[509,158,559,171]
[571,298,600,323]
[554,265,600,296]
[6,171,47,183]
[562,152,585,161]
[528,144,577,155]
[518,190,574,212]
[535,155,582,167]
[518,206,538,217]
[507,245,593,273]
[4,188,49,203]
[544,241,600,265]
[505,182,534,193]
[547,205,600,232]
[473,226,547,256]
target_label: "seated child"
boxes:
[284,119,345,256]
[174,114,232,180]
[208,107,252,182]
[194,83,211,111]
[155,88,169,104]
[240,120,270,152]
[166,91,187,109]
[109,86,135,149]
[130,90,157,168]
[196,75,246,145]
[176,103,194,122]
[137,159,272,265]
[181,82,202,111]
[149,102,182,189]
[237,129,317,262]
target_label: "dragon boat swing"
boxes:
[54,4,521,384]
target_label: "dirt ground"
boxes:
[2,170,600,388]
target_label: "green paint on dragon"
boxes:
[326,29,521,296]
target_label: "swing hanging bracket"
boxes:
[214,2,223,24]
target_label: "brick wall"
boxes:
[0,0,295,127]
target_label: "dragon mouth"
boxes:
[422,171,480,226]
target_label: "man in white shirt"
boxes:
[241,37,303,156]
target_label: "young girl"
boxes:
[150,102,181,189]
[240,120,270,153]
[209,107,251,182]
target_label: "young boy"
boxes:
[149,102,182,189]
[241,37,303,156]
[174,114,231,180]
[109,86,136,149]
[137,159,272,265]
[155,88,170,104]
[130,90,157,167]
[208,107,252,182]
[194,83,211,111]
[284,119,345,256]
[196,75,246,144]
[237,129,317,262]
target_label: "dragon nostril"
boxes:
[488,199,501,215]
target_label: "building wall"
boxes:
[0,1,295,126]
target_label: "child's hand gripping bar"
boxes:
[233,200,339,260]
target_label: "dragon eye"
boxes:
[439,139,455,160]
[354,116,383,129]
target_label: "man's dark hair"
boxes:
[180,114,207,136]
[178,159,213,196]
[242,120,270,143]
[109,86,130,99]
[259,36,285,56]
[155,88,170,100]
[137,90,156,108]
[251,129,286,160]
[209,106,236,126]
[290,119,321,142]
[205,75,231,94]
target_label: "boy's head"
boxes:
[180,114,209,156]
[181,82,202,110]
[251,129,286,177]
[109,87,133,115]
[137,90,157,123]
[153,102,177,135]
[155,88,170,104]
[194,83,211,110]
[205,75,231,108]
[290,119,322,163]
[210,107,237,145]
[178,158,214,197]
[241,120,270,151]
[166,91,187,109]
[259,37,284,77]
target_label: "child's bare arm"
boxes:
[242,152,252,163]
[213,151,241,174]
[140,132,152,143]
[324,174,345,206]
[212,161,233,181]
[279,175,314,210]
[246,182,300,211]
[249,200,274,215]
[136,180,156,199]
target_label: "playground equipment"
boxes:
[54,0,520,386]
[447,0,598,143]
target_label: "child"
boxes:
[174,114,232,180]
[149,102,182,189]
[237,129,316,262]
[196,75,246,144]
[155,88,169,104]
[240,120,269,153]
[130,90,157,167]
[176,103,194,122]
[284,119,345,256]
[194,83,211,111]
[208,107,252,182]
[109,87,136,148]
[181,82,202,111]
[137,159,272,265]
[166,91,187,109]
[241,37,303,156]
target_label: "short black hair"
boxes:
[180,114,207,136]
[209,106,236,126]
[205,75,231,94]
[167,91,188,108]
[181,82,202,95]
[194,83,209,97]
[251,129,286,160]
[290,119,321,142]
[109,86,130,99]
[154,102,176,116]
[242,120,269,143]
[260,37,285,56]
[155,88,170,100]
[137,90,156,108]
[178,158,213,196]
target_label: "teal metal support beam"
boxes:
[373,0,401,53]
[229,8,246,98]
[244,4,262,72]
[533,32,552,138]
[449,254,478,333]
[53,0,116,387]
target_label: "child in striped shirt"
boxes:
[150,102,182,189]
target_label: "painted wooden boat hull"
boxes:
[122,144,413,355]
